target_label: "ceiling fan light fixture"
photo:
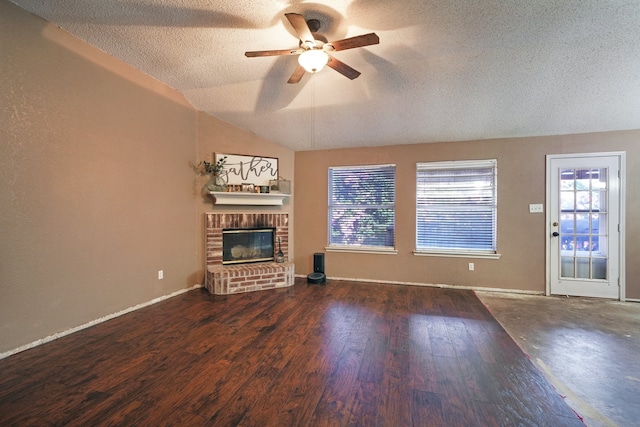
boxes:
[298,49,329,73]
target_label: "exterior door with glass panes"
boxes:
[547,154,621,299]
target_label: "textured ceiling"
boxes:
[11,0,640,151]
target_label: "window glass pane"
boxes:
[330,208,395,246]
[560,191,575,211]
[560,169,575,190]
[561,256,575,278]
[593,188,608,213]
[560,213,575,233]
[328,165,395,248]
[575,191,591,211]
[416,160,497,252]
[574,213,590,251]
[575,213,590,234]
[593,258,607,280]
[590,213,600,235]
[593,168,607,190]
[576,258,590,279]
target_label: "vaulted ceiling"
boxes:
[11,0,640,151]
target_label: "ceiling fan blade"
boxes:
[245,49,302,57]
[326,56,361,80]
[287,65,306,84]
[328,33,380,51]
[285,13,315,46]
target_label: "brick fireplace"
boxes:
[204,213,294,295]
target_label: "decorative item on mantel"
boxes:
[196,156,227,193]
[269,177,291,195]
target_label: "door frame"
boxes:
[545,151,626,300]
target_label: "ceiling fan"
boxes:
[245,13,379,84]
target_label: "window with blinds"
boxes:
[328,165,395,249]
[416,159,497,254]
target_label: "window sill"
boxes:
[413,250,501,260]
[326,246,398,255]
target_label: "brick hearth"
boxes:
[204,213,294,295]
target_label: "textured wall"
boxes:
[294,133,640,299]
[0,1,296,355]
[0,1,200,353]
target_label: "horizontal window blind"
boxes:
[416,160,497,252]
[329,165,395,248]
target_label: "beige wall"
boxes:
[0,0,198,353]
[0,1,294,354]
[294,133,640,299]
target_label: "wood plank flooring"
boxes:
[0,278,583,426]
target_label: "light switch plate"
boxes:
[529,204,544,213]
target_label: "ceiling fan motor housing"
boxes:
[306,18,321,33]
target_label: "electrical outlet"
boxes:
[468,263,474,271]
[158,270,164,280]
[529,204,544,213]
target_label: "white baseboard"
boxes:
[294,274,543,296]
[0,285,203,360]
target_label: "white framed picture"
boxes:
[215,153,278,186]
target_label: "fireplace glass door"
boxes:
[222,228,275,265]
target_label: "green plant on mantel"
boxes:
[196,156,227,176]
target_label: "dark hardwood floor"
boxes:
[0,278,583,426]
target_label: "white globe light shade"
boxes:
[298,50,329,73]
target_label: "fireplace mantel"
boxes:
[209,191,289,206]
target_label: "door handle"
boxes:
[552,231,560,237]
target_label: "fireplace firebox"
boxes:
[222,228,274,265]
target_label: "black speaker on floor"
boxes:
[307,252,326,284]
